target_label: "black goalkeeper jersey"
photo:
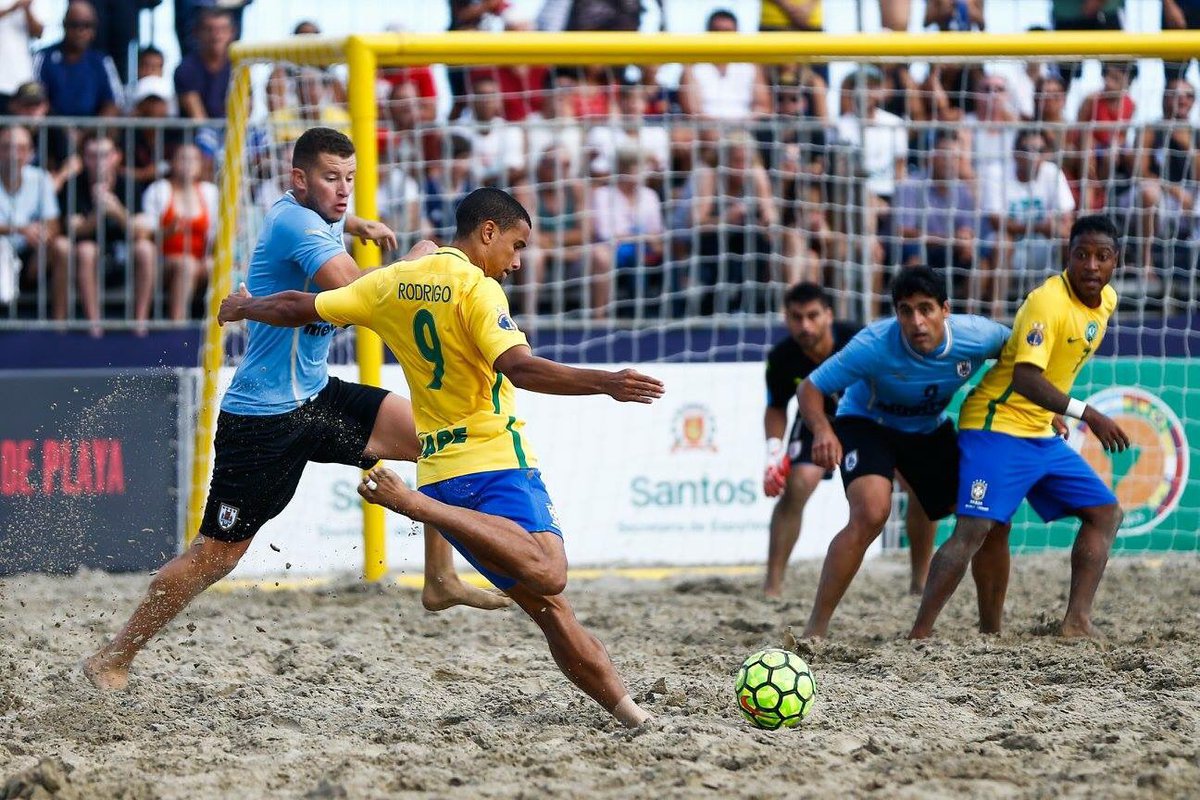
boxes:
[764,321,861,417]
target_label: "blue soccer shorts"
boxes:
[418,468,563,591]
[956,429,1118,523]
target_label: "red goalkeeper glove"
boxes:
[763,438,791,497]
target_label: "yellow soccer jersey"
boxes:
[959,273,1117,437]
[314,247,536,486]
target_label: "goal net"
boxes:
[192,32,1199,577]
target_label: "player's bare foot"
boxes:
[422,578,512,612]
[1060,617,1105,640]
[763,584,783,600]
[907,625,932,640]
[82,651,130,691]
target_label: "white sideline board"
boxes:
[212,363,862,578]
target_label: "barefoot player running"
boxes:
[84,128,503,692]
[911,215,1131,640]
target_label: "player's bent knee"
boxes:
[1079,503,1123,535]
[525,567,567,597]
[846,510,889,539]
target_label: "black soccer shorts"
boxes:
[833,415,960,520]
[199,377,389,543]
[786,416,835,480]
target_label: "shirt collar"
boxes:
[898,318,953,360]
[435,246,470,263]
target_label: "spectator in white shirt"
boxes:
[679,10,771,143]
[836,67,907,202]
[983,128,1076,311]
[0,123,58,305]
[455,74,525,190]
[524,69,585,179]
[836,67,906,276]
[586,81,670,180]
[0,0,44,109]
[592,147,664,314]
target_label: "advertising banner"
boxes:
[0,371,181,574]
[228,363,856,577]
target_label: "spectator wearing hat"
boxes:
[33,1,122,117]
[125,75,183,198]
[0,0,44,111]
[7,79,48,117]
[5,81,75,189]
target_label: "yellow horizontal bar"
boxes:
[213,563,761,593]
[232,31,1200,68]
[231,35,349,65]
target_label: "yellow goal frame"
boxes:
[190,30,1200,580]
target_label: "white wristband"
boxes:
[766,437,784,462]
[1065,398,1087,420]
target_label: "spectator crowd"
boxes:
[1,0,1198,332]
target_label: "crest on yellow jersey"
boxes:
[1026,322,1046,346]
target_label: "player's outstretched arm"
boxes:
[1011,363,1130,452]
[797,378,841,469]
[494,345,664,403]
[218,283,321,328]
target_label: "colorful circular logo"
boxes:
[1068,387,1190,535]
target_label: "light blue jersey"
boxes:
[221,192,347,415]
[809,315,1011,434]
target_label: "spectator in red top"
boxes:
[445,0,529,119]
[138,142,218,323]
[462,65,548,122]
[378,81,438,173]
[1077,61,1139,210]
[1080,61,1158,269]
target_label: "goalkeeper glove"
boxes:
[763,437,791,497]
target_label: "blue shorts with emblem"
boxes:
[419,468,563,591]
[956,430,1117,523]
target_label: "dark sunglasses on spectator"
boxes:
[66,20,96,29]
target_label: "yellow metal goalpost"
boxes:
[189,30,1200,581]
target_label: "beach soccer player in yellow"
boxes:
[910,215,1131,640]
[219,187,664,727]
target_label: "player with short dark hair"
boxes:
[216,187,666,727]
[761,283,861,597]
[910,215,1129,640]
[797,267,1013,638]
[83,128,505,692]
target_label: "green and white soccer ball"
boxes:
[734,648,816,729]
